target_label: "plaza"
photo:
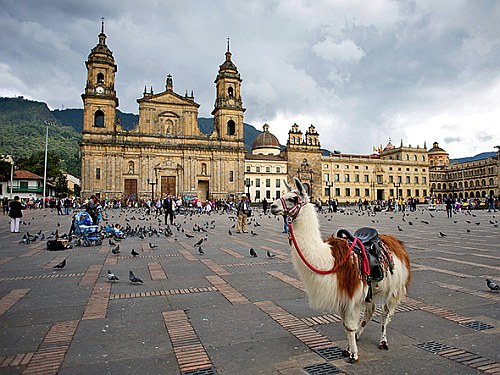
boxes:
[0,205,499,374]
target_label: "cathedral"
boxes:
[80,24,246,201]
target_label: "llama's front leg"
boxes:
[341,315,360,362]
[356,301,375,341]
[379,297,399,350]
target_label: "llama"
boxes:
[270,178,411,362]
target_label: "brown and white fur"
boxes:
[270,178,411,362]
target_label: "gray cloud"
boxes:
[1,0,499,158]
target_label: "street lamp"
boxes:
[325,180,334,201]
[393,182,401,200]
[42,121,54,208]
[147,178,157,202]
[245,179,253,199]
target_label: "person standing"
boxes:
[446,197,453,218]
[262,198,268,215]
[9,196,23,233]
[236,194,250,233]
[86,195,98,224]
[163,194,175,225]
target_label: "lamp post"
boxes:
[42,121,53,208]
[147,178,156,202]
[245,179,252,199]
[326,180,334,201]
[393,182,401,200]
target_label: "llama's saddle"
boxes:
[337,227,384,282]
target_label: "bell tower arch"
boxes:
[211,39,245,141]
[81,19,119,134]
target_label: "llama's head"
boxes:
[270,177,310,217]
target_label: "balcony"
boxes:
[7,187,43,194]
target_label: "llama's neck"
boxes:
[290,203,328,255]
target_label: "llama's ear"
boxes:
[284,179,292,192]
[294,177,305,196]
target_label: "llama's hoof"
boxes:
[378,340,389,350]
[348,354,359,363]
[342,349,351,357]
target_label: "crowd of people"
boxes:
[3,192,498,235]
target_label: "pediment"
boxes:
[139,90,200,108]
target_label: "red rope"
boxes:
[288,223,353,275]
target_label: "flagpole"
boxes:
[43,122,49,208]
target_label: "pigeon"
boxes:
[109,239,116,246]
[107,270,119,282]
[421,220,429,224]
[53,259,66,270]
[486,279,499,292]
[131,249,139,257]
[129,270,143,284]
[198,246,204,255]
[111,245,120,255]
[193,238,203,247]
[398,226,403,232]
[250,248,258,257]
[266,250,276,258]
[185,233,194,238]
[149,242,158,249]
[228,229,232,236]
[251,231,258,236]
[439,232,446,237]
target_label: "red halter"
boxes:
[279,193,354,275]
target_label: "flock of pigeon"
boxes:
[17,205,498,293]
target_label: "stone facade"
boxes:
[81,27,245,201]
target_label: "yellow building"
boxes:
[80,25,246,201]
[428,142,499,200]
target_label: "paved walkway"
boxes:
[0,206,499,374]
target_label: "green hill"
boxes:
[0,97,272,178]
[0,97,81,176]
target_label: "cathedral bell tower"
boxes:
[81,19,118,134]
[211,39,245,141]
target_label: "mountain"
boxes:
[0,97,270,177]
[0,97,81,176]
[450,152,497,164]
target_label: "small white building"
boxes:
[244,124,288,202]
[0,170,55,200]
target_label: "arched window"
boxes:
[422,155,426,162]
[437,183,441,189]
[291,137,295,144]
[475,180,480,187]
[442,183,447,190]
[413,155,417,161]
[97,73,104,84]
[227,120,235,135]
[481,179,486,186]
[405,154,409,161]
[227,87,233,97]
[475,191,480,198]
[94,110,105,128]
[464,181,468,188]
[489,178,494,185]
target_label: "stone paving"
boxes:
[0,205,499,374]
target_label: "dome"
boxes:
[252,124,280,150]
[428,141,448,154]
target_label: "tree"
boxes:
[16,151,62,180]
[54,173,69,196]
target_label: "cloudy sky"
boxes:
[1,0,499,158]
